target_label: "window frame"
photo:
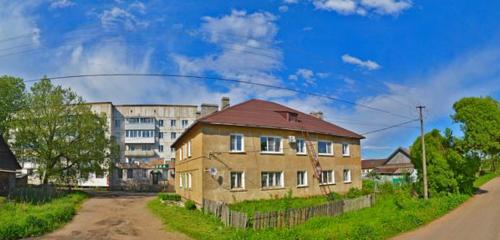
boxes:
[230,134,245,153]
[319,170,335,185]
[170,119,177,127]
[297,170,308,187]
[127,169,134,179]
[158,119,164,127]
[318,140,334,156]
[188,173,192,189]
[188,141,192,157]
[171,132,177,140]
[230,172,245,190]
[182,120,189,128]
[159,145,164,152]
[296,139,307,155]
[260,136,283,154]
[343,169,352,183]
[261,171,284,188]
[342,143,350,156]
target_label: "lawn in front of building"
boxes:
[0,191,87,240]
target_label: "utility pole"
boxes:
[417,106,428,200]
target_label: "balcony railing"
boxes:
[124,150,156,157]
[124,137,155,144]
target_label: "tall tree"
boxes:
[11,78,114,184]
[452,97,500,171]
[0,75,25,136]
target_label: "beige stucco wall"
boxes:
[174,123,362,204]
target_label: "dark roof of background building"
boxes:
[172,99,363,147]
[361,159,387,169]
[0,137,21,170]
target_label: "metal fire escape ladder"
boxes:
[301,130,331,196]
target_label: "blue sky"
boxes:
[1,0,499,159]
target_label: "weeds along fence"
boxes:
[202,195,373,229]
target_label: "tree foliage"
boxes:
[0,75,25,136]
[410,129,480,196]
[452,97,500,171]
[11,78,115,185]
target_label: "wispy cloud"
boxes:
[288,68,329,86]
[313,0,411,16]
[342,54,381,70]
[99,6,148,31]
[50,0,75,9]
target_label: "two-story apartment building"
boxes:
[171,99,364,204]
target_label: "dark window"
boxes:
[127,169,134,179]
[158,120,164,127]
[117,169,123,179]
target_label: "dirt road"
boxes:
[394,177,500,240]
[39,193,190,240]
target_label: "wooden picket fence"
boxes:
[202,195,373,229]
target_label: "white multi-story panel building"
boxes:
[84,102,219,190]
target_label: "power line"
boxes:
[25,73,416,120]
[361,119,419,135]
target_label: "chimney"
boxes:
[310,111,323,120]
[221,97,230,110]
[199,103,218,118]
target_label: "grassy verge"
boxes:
[0,191,87,240]
[148,191,469,240]
[474,172,499,188]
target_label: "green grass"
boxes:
[0,191,87,240]
[148,191,469,240]
[229,195,328,217]
[474,172,499,188]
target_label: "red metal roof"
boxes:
[172,99,363,148]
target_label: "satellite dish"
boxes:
[208,167,218,176]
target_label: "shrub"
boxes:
[184,200,197,210]
[159,193,181,201]
[346,188,363,199]
[362,179,375,194]
[326,192,343,201]
[379,182,395,194]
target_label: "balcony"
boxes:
[125,137,155,144]
[125,118,156,130]
[124,150,156,157]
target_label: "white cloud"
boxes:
[283,0,299,4]
[302,26,313,31]
[172,10,286,102]
[288,68,327,86]
[129,1,146,14]
[342,54,381,70]
[313,0,411,16]
[50,0,75,9]
[99,7,148,31]
[279,5,289,13]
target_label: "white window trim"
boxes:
[230,172,245,190]
[188,173,192,189]
[342,143,350,157]
[179,148,183,161]
[343,169,352,183]
[229,134,245,153]
[260,136,284,154]
[297,171,308,187]
[296,139,307,155]
[188,141,192,157]
[319,170,335,185]
[261,171,284,188]
[318,140,334,156]
[179,174,183,188]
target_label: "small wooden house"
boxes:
[0,137,21,195]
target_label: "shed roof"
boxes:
[0,137,21,171]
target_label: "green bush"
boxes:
[159,193,181,201]
[0,192,87,240]
[362,179,375,194]
[185,200,197,210]
[379,182,395,194]
[346,188,363,199]
[326,192,343,201]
